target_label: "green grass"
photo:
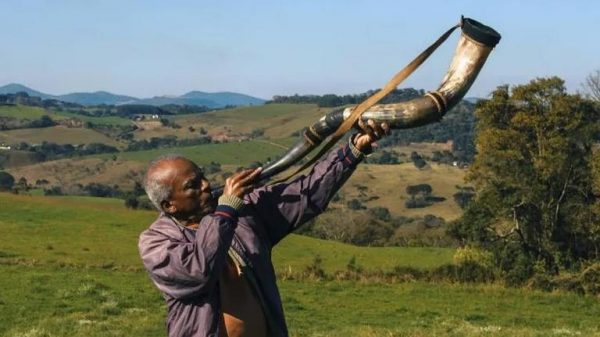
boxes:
[2,265,600,337]
[172,103,318,123]
[272,235,452,272]
[107,140,290,166]
[0,193,451,271]
[134,103,324,140]
[0,265,165,337]
[0,126,121,146]
[1,191,600,336]
[280,280,600,337]
[52,110,133,126]
[0,104,48,119]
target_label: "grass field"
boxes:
[1,193,599,337]
[0,193,453,271]
[52,110,133,126]
[344,163,466,219]
[0,126,121,146]
[0,104,49,119]
[107,140,288,166]
[133,104,324,140]
[389,142,454,157]
[7,157,147,188]
[3,265,600,337]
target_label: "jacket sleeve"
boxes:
[248,139,364,246]
[138,206,238,300]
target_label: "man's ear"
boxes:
[161,199,177,214]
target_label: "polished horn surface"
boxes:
[212,18,500,196]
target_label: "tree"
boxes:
[410,151,427,169]
[406,184,432,197]
[124,195,139,209]
[449,77,600,277]
[0,171,15,190]
[584,69,600,102]
[133,181,145,197]
[15,177,28,191]
[346,199,365,210]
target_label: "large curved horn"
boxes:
[212,18,500,196]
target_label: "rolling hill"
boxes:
[0,83,266,107]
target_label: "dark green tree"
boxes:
[449,77,600,276]
[0,171,15,190]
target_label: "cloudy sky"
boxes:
[1,0,598,99]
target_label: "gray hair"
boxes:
[143,154,188,211]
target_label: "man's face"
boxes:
[156,158,217,221]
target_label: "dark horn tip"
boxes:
[461,17,501,47]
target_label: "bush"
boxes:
[525,273,554,292]
[406,184,432,196]
[410,151,427,169]
[404,198,430,209]
[421,214,445,228]
[303,255,326,280]
[0,171,15,190]
[124,196,139,209]
[347,199,365,210]
[553,273,584,294]
[387,266,425,281]
[502,252,535,287]
[455,261,495,283]
[453,246,494,269]
[581,263,600,295]
[448,247,496,283]
[250,128,265,138]
[429,264,458,282]
[203,161,221,174]
[368,207,391,222]
[44,186,64,196]
[334,256,364,281]
[453,187,475,209]
[137,196,155,210]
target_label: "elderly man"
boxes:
[138,120,389,337]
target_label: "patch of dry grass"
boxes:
[338,163,466,220]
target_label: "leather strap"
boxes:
[274,21,461,183]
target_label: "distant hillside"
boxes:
[0,83,54,100]
[137,91,266,108]
[59,91,137,105]
[0,83,265,107]
[464,97,483,104]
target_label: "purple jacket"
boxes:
[138,142,363,337]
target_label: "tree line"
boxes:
[448,77,600,286]
[11,141,118,160]
[268,88,424,107]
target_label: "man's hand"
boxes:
[353,119,391,153]
[222,168,262,199]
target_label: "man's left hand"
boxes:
[353,119,390,153]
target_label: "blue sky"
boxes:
[0,1,598,99]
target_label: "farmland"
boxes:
[1,193,599,337]
[0,105,48,119]
[0,126,121,147]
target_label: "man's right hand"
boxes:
[222,168,262,199]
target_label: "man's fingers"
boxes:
[381,122,390,136]
[230,168,256,182]
[358,119,373,135]
[367,119,382,140]
[238,167,262,186]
